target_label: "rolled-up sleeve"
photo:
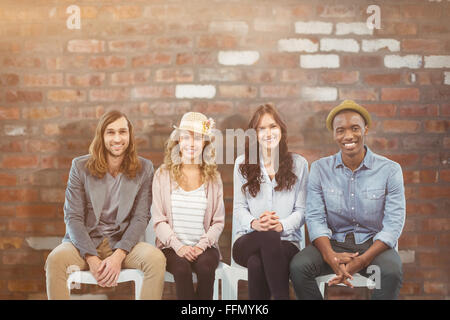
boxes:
[305,161,332,243]
[373,163,406,248]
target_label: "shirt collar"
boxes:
[335,145,373,170]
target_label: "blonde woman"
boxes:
[151,112,225,300]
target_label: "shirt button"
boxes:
[351,207,354,210]
[351,193,354,197]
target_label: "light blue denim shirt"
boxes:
[233,153,309,246]
[306,146,405,249]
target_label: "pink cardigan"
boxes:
[151,165,225,258]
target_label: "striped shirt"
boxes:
[171,184,207,246]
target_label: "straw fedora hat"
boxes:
[173,112,215,137]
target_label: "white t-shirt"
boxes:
[171,184,207,246]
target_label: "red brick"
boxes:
[441,104,450,116]
[0,189,39,203]
[219,85,257,98]
[0,73,19,86]
[107,5,142,20]
[398,104,439,117]
[341,56,383,69]
[366,137,398,150]
[108,40,147,52]
[197,35,238,49]
[424,120,449,133]
[439,233,450,247]
[440,170,450,182]
[0,106,20,120]
[2,251,42,266]
[8,219,59,235]
[0,141,23,153]
[132,53,171,67]
[364,73,401,86]
[3,56,40,68]
[406,202,438,216]
[419,186,450,199]
[364,104,397,117]
[381,88,420,101]
[402,39,445,53]
[266,53,298,68]
[8,280,42,292]
[422,87,450,102]
[0,237,23,250]
[400,282,422,295]
[421,153,441,167]
[424,282,447,295]
[192,101,233,114]
[382,120,420,133]
[16,205,56,218]
[5,90,42,103]
[0,205,15,216]
[47,89,86,102]
[291,4,316,17]
[376,22,417,36]
[2,155,39,168]
[22,106,61,120]
[317,4,356,18]
[384,154,419,167]
[25,139,60,153]
[318,71,358,85]
[243,69,278,83]
[422,218,450,232]
[260,85,299,98]
[0,173,17,186]
[154,36,193,49]
[89,88,130,102]
[66,73,105,87]
[89,56,127,70]
[176,52,214,66]
[154,69,194,83]
[339,88,378,101]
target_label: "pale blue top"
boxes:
[233,153,309,246]
[306,146,406,248]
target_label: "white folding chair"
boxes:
[146,219,229,300]
[315,242,399,298]
[224,212,306,300]
[67,268,144,299]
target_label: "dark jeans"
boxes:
[162,247,220,300]
[289,233,403,300]
[232,230,299,300]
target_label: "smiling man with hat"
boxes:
[290,100,406,300]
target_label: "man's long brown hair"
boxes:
[239,103,297,197]
[86,110,141,179]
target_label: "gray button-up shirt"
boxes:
[306,146,406,248]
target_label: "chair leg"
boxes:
[134,277,143,300]
[319,282,326,299]
[213,278,219,300]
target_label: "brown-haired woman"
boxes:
[232,103,309,299]
[151,112,225,299]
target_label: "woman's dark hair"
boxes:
[239,103,297,197]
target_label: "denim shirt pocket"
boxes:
[363,188,386,217]
[324,188,343,215]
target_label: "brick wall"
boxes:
[0,0,449,300]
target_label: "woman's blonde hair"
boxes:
[162,129,218,184]
[86,110,141,179]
